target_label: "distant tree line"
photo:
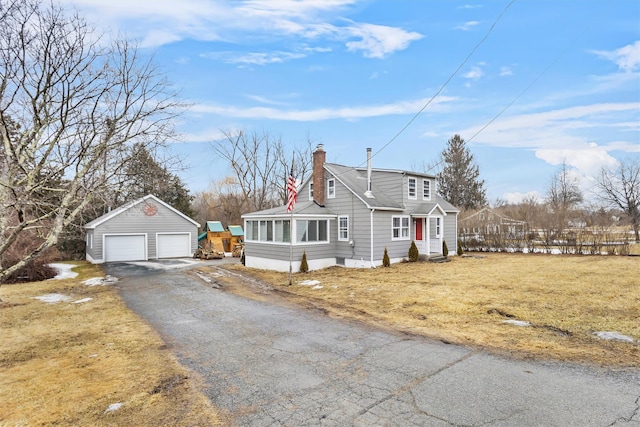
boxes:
[459,157,640,254]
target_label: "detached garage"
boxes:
[85,194,200,264]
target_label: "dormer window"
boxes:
[423,179,431,200]
[408,177,417,200]
[327,178,335,199]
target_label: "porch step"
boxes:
[428,255,450,263]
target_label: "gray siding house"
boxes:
[242,145,459,272]
[85,194,200,263]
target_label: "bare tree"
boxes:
[597,157,640,243]
[191,177,248,228]
[211,129,313,212]
[0,0,181,282]
[546,162,583,239]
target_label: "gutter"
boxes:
[370,208,376,269]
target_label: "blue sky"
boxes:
[63,0,639,204]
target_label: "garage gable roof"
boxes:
[84,194,200,229]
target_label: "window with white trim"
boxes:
[392,216,410,240]
[338,215,349,241]
[245,220,290,243]
[422,179,431,200]
[309,182,314,201]
[408,177,417,200]
[296,219,329,243]
[436,217,442,237]
[327,178,335,198]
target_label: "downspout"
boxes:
[370,208,376,268]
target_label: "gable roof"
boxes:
[228,225,244,236]
[203,221,225,232]
[325,163,458,213]
[325,163,404,210]
[242,200,336,218]
[84,194,200,229]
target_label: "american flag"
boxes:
[286,164,297,213]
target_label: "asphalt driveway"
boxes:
[107,260,640,426]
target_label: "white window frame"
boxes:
[408,177,417,200]
[338,215,349,241]
[422,179,431,200]
[392,215,410,241]
[245,219,290,244]
[296,219,330,244]
[327,178,335,199]
[309,182,314,201]
[436,217,442,238]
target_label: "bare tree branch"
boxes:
[0,0,183,282]
[596,157,640,242]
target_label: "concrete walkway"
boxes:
[108,261,640,426]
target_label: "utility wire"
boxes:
[368,0,517,165]
[466,33,581,144]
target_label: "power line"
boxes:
[369,0,517,165]
[466,32,581,144]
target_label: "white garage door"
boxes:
[157,233,191,259]
[105,234,146,262]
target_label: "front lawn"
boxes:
[236,253,639,367]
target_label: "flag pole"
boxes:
[288,157,294,286]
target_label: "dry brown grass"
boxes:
[0,262,222,426]
[233,253,640,368]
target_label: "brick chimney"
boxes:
[312,144,326,206]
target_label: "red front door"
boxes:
[415,218,423,241]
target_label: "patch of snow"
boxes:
[33,293,71,303]
[594,331,635,343]
[104,402,123,413]
[88,354,99,358]
[312,285,323,290]
[299,280,321,286]
[83,275,119,286]
[73,297,93,304]
[211,270,228,277]
[195,272,212,283]
[503,319,531,327]
[126,259,201,270]
[48,263,78,280]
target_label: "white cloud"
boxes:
[190,96,458,121]
[62,0,422,58]
[455,21,480,31]
[463,102,638,182]
[180,128,227,143]
[344,22,423,59]
[244,95,288,106]
[500,66,513,76]
[200,51,307,65]
[591,40,640,72]
[534,144,619,176]
[464,66,483,80]
[457,4,484,9]
[501,191,542,204]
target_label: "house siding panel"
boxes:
[325,173,373,262]
[443,214,457,255]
